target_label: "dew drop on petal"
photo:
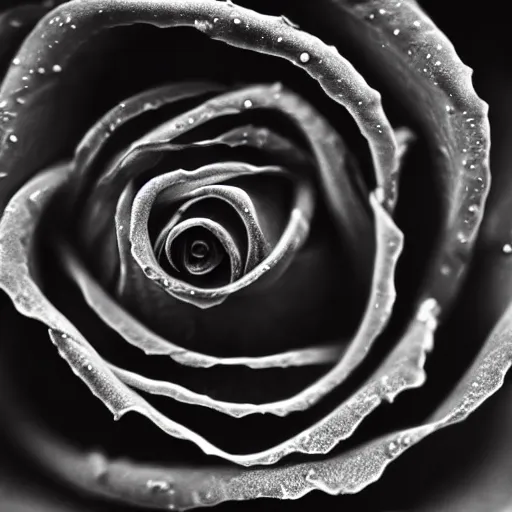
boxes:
[29,190,41,202]
[386,440,400,458]
[305,468,317,482]
[299,52,310,63]
[146,480,172,493]
[440,264,452,276]
[401,435,411,447]
[502,244,512,254]
[143,266,158,280]
[243,99,253,108]
[417,298,439,329]
[52,64,62,73]
[194,19,213,32]
[457,232,468,244]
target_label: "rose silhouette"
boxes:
[0,0,508,510]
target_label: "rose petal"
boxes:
[129,161,312,308]
[310,0,491,314]
[154,184,272,275]
[0,0,398,275]
[0,157,404,468]
[61,241,343,368]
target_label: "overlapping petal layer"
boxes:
[0,0,494,510]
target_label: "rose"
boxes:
[0,0,506,510]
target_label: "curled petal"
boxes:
[163,217,243,283]
[129,162,314,308]
[0,0,400,276]
[323,0,491,313]
[62,246,343,369]
[154,184,272,276]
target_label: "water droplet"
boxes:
[299,52,310,63]
[277,36,283,42]
[190,290,195,295]
[401,434,411,447]
[89,452,108,483]
[468,204,479,214]
[12,58,20,66]
[0,100,7,108]
[243,99,253,109]
[144,266,158,279]
[379,9,387,14]
[244,207,249,213]
[52,64,62,73]
[502,244,512,254]
[147,479,173,493]
[417,298,439,329]
[37,67,46,74]
[435,60,441,66]
[29,190,41,202]
[305,468,317,481]
[440,264,451,276]
[8,134,18,143]
[386,440,400,457]
[413,20,421,27]
[233,18,241,25]
[393,28,400,35]
[457,232,468,244]
[445,105,455,114]
[194,19,213,32]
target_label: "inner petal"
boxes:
[165,220,240,289]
